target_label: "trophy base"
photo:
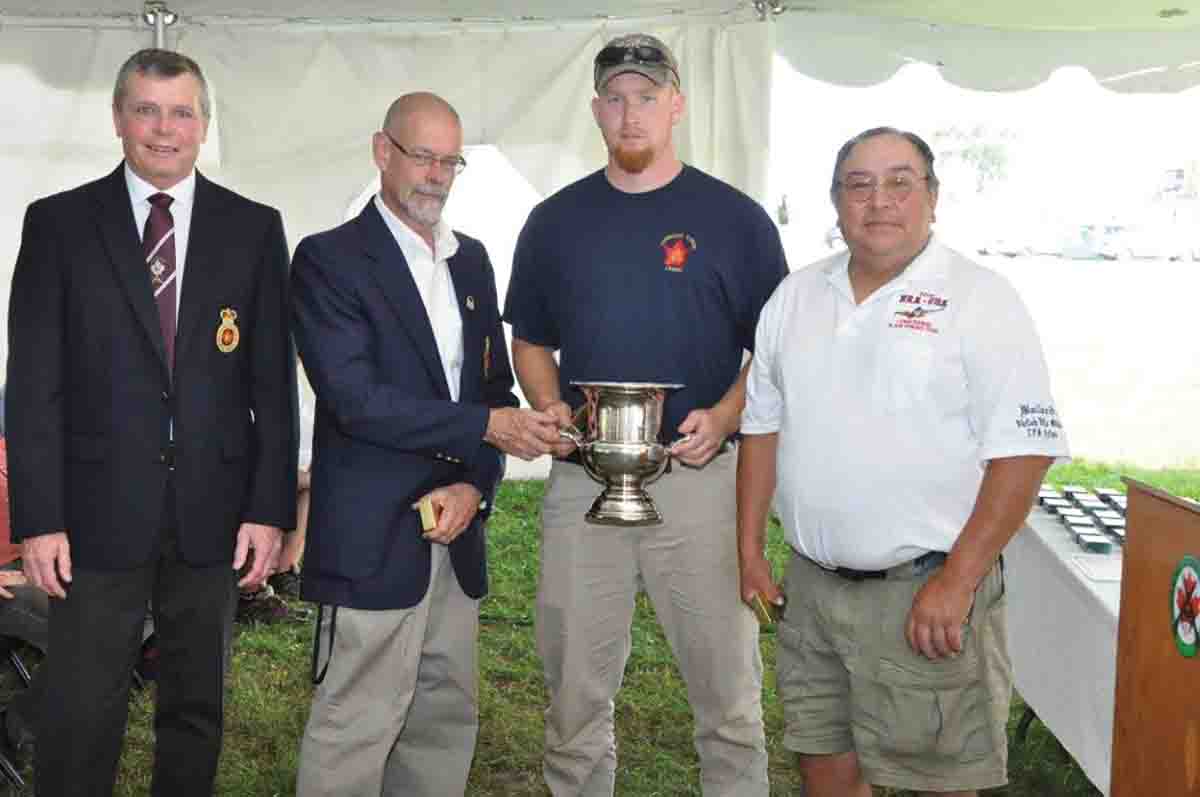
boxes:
[585,485,663,527]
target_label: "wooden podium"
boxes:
[1111,479,1200,795]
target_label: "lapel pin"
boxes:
[216,307,240,353]
[465,295,475,311]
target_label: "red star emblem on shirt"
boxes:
[663,239,690,271]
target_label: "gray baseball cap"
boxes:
[593,33,681,91]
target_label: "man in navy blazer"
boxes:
[291,92,559,796]
[6,49,297,796]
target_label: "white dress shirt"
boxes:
[125,164,196,318]
[374,195,464,401]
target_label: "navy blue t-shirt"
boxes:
[503,165,788,440]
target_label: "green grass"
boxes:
[18,461,1197,795]
[1046,458,1200,500]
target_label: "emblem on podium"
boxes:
[1173,556,1199,658]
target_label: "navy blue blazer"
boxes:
[291,201,518,610]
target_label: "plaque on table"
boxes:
[1067,516,1098,537]
[1043,498,1073,513]
[1059,508,1088,522]
[1078,532,1115,554]
[1095,510,1124,521]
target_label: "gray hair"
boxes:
[113,48,211,120]
[830,126,939,203]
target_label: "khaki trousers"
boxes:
[538,451,768,796]
[296,544,479,797]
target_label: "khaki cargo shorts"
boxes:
[775,552,1011,793]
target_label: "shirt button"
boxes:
[158,452,167,463]
[161,391,170,402]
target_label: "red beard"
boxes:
[611,144,655,174]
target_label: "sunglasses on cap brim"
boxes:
[594,45,679,82]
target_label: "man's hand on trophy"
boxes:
[670,405,735,467]
[542,400,581,459]
[484,407,560,460]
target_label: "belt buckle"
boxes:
[912,551,947,577]
[835,566,886,582]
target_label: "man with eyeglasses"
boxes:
[504,33,786,797]
[291,92,560,796]
[737,127,1069,797]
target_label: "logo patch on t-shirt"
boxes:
[889,291,947,333]
[660,233,696,272]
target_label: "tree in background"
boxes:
[933,124,1016,195]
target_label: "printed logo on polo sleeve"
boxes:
[1014,402,1062,440]
[660,233,696,272]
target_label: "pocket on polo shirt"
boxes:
[873,337,934,412]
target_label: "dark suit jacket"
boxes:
[6,165,298,569]
[291,201,518,611]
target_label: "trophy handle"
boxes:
[559,426,605,485]
[645,433,694,486]
[558,425,585,448]
[671,433,695,449]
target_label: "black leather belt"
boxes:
[833,550,947,581]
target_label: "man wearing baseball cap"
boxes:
[504,32,787,796]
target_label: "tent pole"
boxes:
[143,1,177,49]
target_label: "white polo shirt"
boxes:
[742,237,1069,571]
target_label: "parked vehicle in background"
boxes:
[976,218,1063,259]
[1111,225,1189,261]
[979,235,1030,257]
[1062,223,1124,260]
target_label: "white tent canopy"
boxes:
[4,0,1199,233]
[1,8,772,268]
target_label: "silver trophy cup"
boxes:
[559,381,686,527]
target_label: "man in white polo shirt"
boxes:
[736,127,1068,797]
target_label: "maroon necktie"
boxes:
[144,193,177,373]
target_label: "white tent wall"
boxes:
[171,19,770,246]
[0,13,772,358]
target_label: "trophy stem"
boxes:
[586,476,663,527]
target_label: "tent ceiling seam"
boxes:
[0,4,762,30]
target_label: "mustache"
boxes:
[409,184,450,201]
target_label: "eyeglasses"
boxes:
[382,130,467,174]
[836,173,930,204]
[594,44,680,84]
